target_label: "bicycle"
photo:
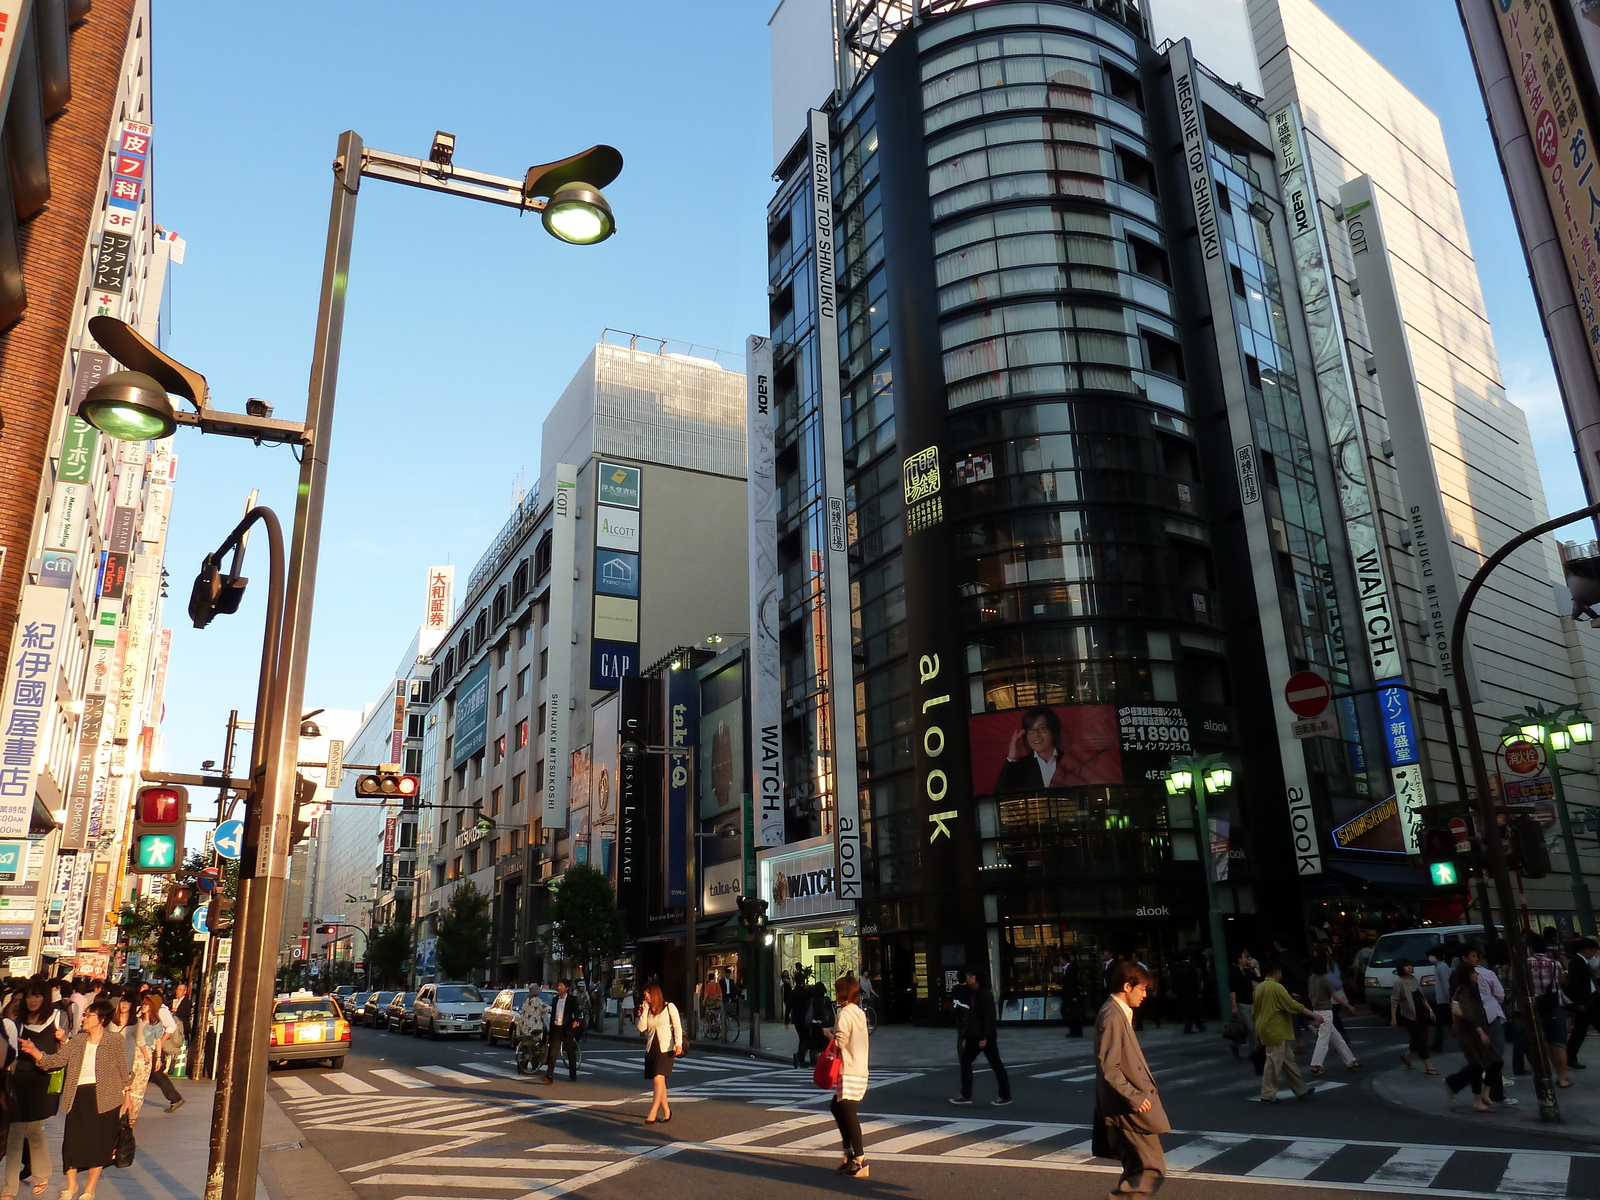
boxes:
[702,1006,741,1043]
[861,999,879,1034]
[514,1028,548,1075]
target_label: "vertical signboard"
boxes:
[1340,175,1474,691]
[808,108,861,903]
[1378,682,1425,854]
[616,675,648,928]
[425,565,455,632]
[61,695,106,851]
[746,335,784,848]
[0,581,75,837]
[666,665,698,907]
[544,463,577,829]
[591,461,641,691]
[1171,45,1322,874]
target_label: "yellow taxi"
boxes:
[269,991,351,1068]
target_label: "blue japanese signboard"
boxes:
[1377,678,1420,768]
[453,660,491,767]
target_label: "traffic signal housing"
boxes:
[737,895,769,930]
[164,883,194,923]
[317,923,338,937]
[207,895,235,936]
[1510,815,1552,879]
[354,767,419,804]
[291,773,317,846]
[131,784,186,874]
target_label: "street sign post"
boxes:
[193,904,211,933]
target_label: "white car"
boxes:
[1363,923,1484,1011]
[412,982,487,1039]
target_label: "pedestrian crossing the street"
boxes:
[709,1111,1600,1197]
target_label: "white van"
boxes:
[1362,924,1484,1011]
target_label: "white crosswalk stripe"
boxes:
[270,1075,318,1099]
[370,1067,433,1088]
[1497,1152,1571,1196]
[1247,1139,1340,1179]
[322,1071,379,1093]
[1368,1145,1454,1188]
[417,1064,484,1084]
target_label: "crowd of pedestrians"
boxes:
[0,974,189,1200]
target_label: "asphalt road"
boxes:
[263,1015,1600,1200]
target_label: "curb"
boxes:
[258,1091,361,1200]
[585,1029,791,1065]
[1367,1064,1600,1148]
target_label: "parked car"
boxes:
[483,988,529,1045]
[362,990,397,1028]
[269,991,351,1069]
[348,991,372,1019]
[1363,923,1484,1011]
[334,985,357,1002]
[413,982,487,1039]
[385,991,418,1033]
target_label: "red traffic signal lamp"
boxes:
[317,923,338,937]
[131,784,187,874]
[354,768,419,802]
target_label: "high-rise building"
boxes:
[0,0,183,979]
[403,334,748,986]
[764,0,1598,1023]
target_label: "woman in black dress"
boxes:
[20,999,130,1199]
[3,981,64,1199]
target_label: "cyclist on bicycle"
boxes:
[515,989,551,1068]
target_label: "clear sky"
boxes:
[148,1,1579,786]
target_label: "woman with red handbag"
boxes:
[821,976,870,1179]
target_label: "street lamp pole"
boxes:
[1166,754,1233,1028]
[1451,498,1600,1124]
[1501,703,1597,937]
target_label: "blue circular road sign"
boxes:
[214,818,244,861]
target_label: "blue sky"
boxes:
[149,1,1576,781]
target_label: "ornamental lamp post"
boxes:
[1500,703,1597,937]
[1164,752,1233,1031]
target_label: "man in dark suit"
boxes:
[1095,961,1169,1198]
[950,969,1011,1106]
[537,980,583,1084]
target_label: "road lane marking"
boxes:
[1033,1138,1098,1164]
[371,1068,434,1089]
[357,1173,563,1189]
[870,1120,992,1153]
[1368,1146,1454,1188]
[271,1076,318,1099]
[1496,1152,1570,1196]
[709,1113,835,1145]
[1165,1133,1250,1170]
[510,1142,687,1200]
[418,1065,484,1084]
[1248,1139,1340,1180]
[323,1072,379,1093]
[944,1125,1058,1157]
[784,1118,904,1149]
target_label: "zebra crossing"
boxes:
[711,1110,1600,1197]
[1024,1040,1359,1099]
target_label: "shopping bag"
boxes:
[813,1037,842,1090]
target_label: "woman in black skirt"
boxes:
[20,998,130,1199]
[3,981,64,1199]
[634,984,683,1123]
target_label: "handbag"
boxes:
[45,1069,63,1095]
[1222,1018,1246,1044]
[813,1037,842,1090]
[113,1113,136,1168]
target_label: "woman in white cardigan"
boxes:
[635,984,683,1123]
[827,975,871,1179]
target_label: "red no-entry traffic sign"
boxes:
[1284,671,1332,719]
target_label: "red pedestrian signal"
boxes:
[318,923,338,937]
[131,785,187,874]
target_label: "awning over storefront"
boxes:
[1318,859,1433,894]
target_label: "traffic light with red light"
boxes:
[318,923,338,937]
[131,784,186,874]
[354,767,419,804]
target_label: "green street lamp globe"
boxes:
[78,370,177,440]
[542,181,615,245]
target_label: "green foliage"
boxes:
[548,864,624,982]
[117,890,196,976]
[368,923,412,988]
[434,881,491,982]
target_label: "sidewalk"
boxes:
[1372,1054,1600,1143]
[55,1078,355,1200]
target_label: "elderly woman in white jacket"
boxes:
[635,984,683,1123]
[827,975,871,1179]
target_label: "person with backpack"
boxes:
[1527,932,1571,1088]
[636,984,683,1124]
[808,982,834,1065]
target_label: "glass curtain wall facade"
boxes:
[769,0,1394,1023]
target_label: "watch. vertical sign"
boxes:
[746,335,784,848]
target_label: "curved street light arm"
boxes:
[1450,498,1600,1124]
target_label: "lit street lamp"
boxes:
[76,129,621,1200]
[1500,702,1597,937]
[1164,752,1234,1030]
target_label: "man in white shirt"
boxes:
[537,981,581,1084]
[1463,945,1514,1109]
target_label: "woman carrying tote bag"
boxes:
[635,985,683,1124]
[824,976,870,1180]
[19,999,132,1200]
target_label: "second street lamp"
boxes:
[1165,753,1233,1031]
[1500,703,1597,937]
[75,129,622,1200]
